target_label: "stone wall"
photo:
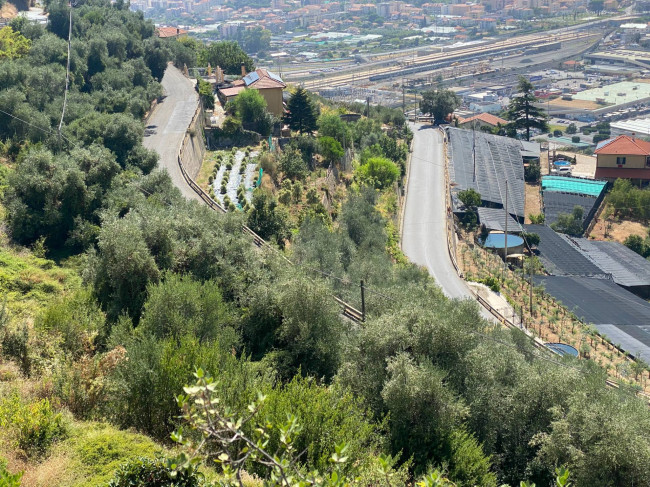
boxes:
[179,103,206,179]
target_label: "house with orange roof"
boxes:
[217,67,286,117]
[594,135,650,183]
[155,26,188,38]
[458,112,508,130]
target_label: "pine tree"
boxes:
[505,76,548,141]
[284,87,318,135]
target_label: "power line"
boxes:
[58,1,73,138]
[0,108,71,143]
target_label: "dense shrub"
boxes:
[0,457,22,487]
[355,157,400,190]
[609,178,650,221]
[108,457,206,487]
[0,393,67,456]
[36,289,105,357]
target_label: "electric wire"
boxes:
[0,108,72,144]
[58,2,73,137]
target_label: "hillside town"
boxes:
[136,0,626,37]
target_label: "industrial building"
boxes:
[447,128,533,220]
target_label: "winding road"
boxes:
[402,124,473,299]
[144,64,202,202]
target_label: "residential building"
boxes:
[155,26,188,38]
[594,135,650,182]
[457,112,508,130]
[217,67,286,117]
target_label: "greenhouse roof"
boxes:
[541,176,607,198]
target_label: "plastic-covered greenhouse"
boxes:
[541,176,607,197]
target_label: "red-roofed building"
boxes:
[594,135,650,182]
[458,112,508,130]
[155,26,188,38]
[217,67,286,117]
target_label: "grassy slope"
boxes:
[1,420,164,487]
[0,161,172,486]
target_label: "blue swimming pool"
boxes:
[553,160,570,167]
[483,233,524,249]
[546,342,579,357]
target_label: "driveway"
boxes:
[144,64,202,202]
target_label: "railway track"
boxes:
[303,30,601,91]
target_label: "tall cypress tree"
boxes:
[505,76,549,141]
[284,87,318,135]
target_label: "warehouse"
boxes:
[447,128,527,219]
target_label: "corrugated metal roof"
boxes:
[542,191,598,227]
[524,224,607,277]
[568,239,650,287]
[477,207,520,232]
[533,275,650,362]
[447,128,525,218]
[520,140,540,158]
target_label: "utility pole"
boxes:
[415,91,418,122]
[503,179,508,276]
[402,77,405,115]
[472,121,477,182]
[529,270,534,316]
[360,280,366,322]
[366,96,370,118]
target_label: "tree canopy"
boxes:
[550,205,585,235]
[285,87,318,135]
[505,76,549,141]
[230,88,274,136]
[0,26,31,60]
[199,40,254,75]
[355,156,400,189]
[420,89,461,124]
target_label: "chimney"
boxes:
[241,62,246,77]
[632,132,636,140]
[176,27,180,35]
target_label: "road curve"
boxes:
[401,124,474,300]
[143,64,202,202]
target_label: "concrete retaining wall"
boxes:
[179,103,206,180]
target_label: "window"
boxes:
[616,156,626,165]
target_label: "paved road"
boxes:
[402,124,473,299]
[144,64,202,202]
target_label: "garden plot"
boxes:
[211,150,259,210]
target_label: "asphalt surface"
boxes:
[402,124,475,300]
[144,64,202,202]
